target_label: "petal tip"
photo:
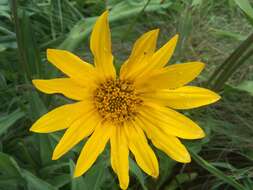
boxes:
[184,155,191,163]
[152,172,159,179]
[29,124,43,133]
[73,169,82,178]
[214,93,221,101]
[31,79,46,93]
[46,48,67,60]
[190,125,206,139]
[207,92,221,105]
[100,10,109,19]
[199,62,206,70]
[192,61,205,75]
[180,150,191,163]
[172,34,179,41]
[190,61,205,70]
[198,129,206,139]
[119,182,129,190]
[52,149,60,160]
[46,48,55,57]
[152,28,160,34]
[52,154,59,161]
[46,48,57,61]
[32,79,40,88]
[29,126,36,132]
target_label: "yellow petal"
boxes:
[151,34,179,68]
[120,29,159,80]
[52,109,99,160]
[110,126,129,189]
[140,103,205,139]
[90,11,116,80]
[152,135,190,163]
[32,78,91,101]
[136,62,205,90]
[141,86,221,109]
[30,101,88,133]
[47,49,94,84]
[124,122,159,178]
[74,123,113,177]
[135,116,191,163]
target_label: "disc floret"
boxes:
[94,79,142,124]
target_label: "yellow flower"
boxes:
[30,10,220,189]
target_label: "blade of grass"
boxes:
[0,26,15,36]
[213,48,253,91]
[11,0,42,79]
[0,109,25,136]
[11,0,31,80]
[176,6,193,59]
[210,28,246,41]
[190,151,245,190]
[0,152,22,177]
[22,169,57,190]
[206,32,253,90]
[233,0,253,21]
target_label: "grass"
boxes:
[0,0,253,189]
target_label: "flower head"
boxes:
[31,10,220,189]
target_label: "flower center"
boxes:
[94,79,142,124]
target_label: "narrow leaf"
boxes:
[233,0,253,20]
[190,151,245,190]
[0,109,25,136]
[0,152,22,177]
[22,170,57,190]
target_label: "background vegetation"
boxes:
[0,0,253,189]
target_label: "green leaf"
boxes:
[176,7,192,58]
[233,0,253,20]
[22,170,57,190]
[70,157,108,190]
[38,134,55,166]
[70,160,87,190]
[155,151,176,189]
[26,91,53,166]
[207,33,253,91]
[0,177,20,189]
[0,109,25,136]
[40,163,69,175]
[129,158,148,190]
[190,151,245,190]
[46,174,70,188]
[210,28,246,41]
[11,0,42,80]
[233,81,253,95]
[82,157,108,190]
[27,91,47,120]
[0,152,22,177]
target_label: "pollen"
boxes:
[94,79,142,124]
